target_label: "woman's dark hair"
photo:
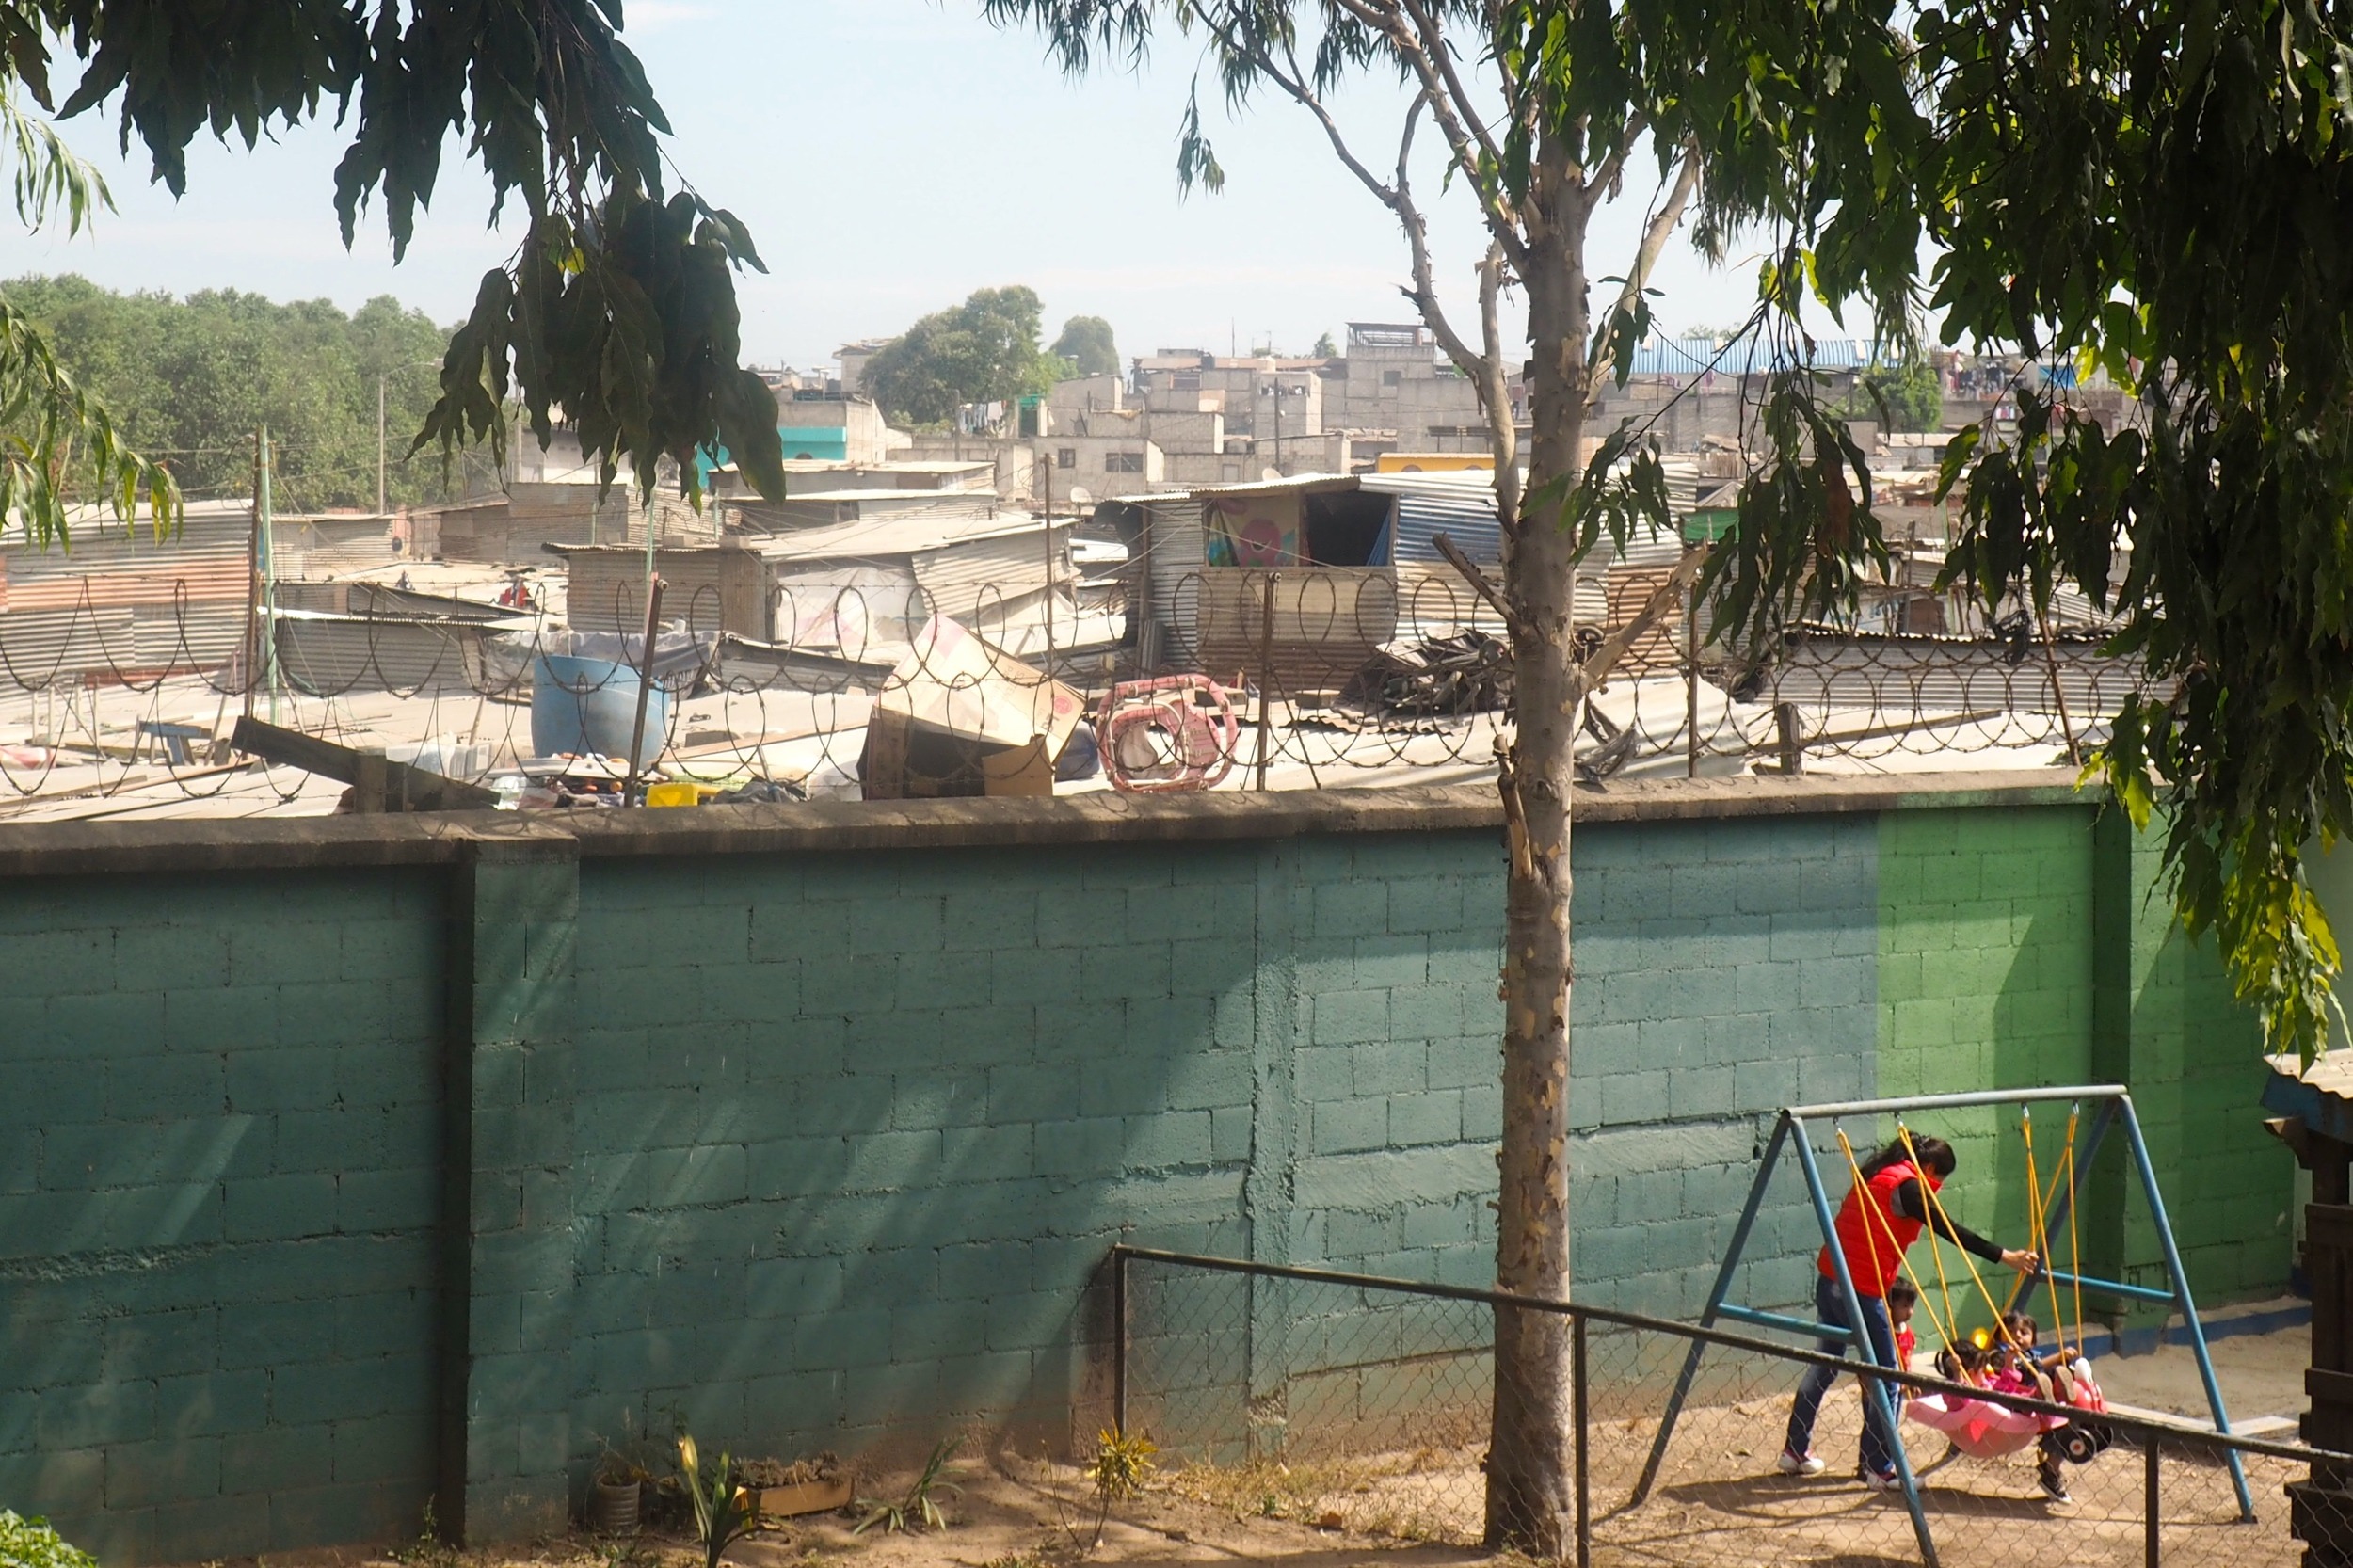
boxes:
[1859,1132,1957,1180]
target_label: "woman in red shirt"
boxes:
[1779,1134,2038,1488]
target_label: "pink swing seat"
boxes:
[1905,1369,2105,1458]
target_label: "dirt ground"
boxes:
[237,1371,2315,1568]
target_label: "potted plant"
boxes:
[591,1442,649,1534]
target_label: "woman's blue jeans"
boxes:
[1784,1271,1900,1475]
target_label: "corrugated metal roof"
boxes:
[755,510,1064,564]
[0,499,253,682]
[1625,336,1884,376]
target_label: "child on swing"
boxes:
[1981,1309,2099,1503]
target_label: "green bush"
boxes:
[0,1511,99,1568]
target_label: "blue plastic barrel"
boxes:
[531,653,667,767]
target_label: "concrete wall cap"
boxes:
[0,768,2088,877]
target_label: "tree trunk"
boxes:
[1483,155,1590,1554]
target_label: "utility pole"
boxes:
[258,426,279,725]
[376,374,387,515]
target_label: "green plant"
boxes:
[0,1512,98,1568]
[677,1433,760,1568]
[852,1436,964,1535]
[1087,1427,1157,1503]
[1054,1426,1160,1551]
[389,1499,457,1568]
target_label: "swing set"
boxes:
[1631,1085,2249,1568]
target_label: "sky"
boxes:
[0,1,1770,375]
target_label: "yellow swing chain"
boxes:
[2021,1106,2067,1352]
[2062,1107,2089,1356]
[1834,1123,1957,1355]
[1897,1123,2028,1354]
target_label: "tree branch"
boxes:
[1478,236,1523,528]
[1589,110,1649,204]
[1584,145,1703,401]
[1577,544,1713,694]
[1329,0,1529,270]
[1399,0,1504,179]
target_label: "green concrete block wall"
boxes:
[0,795,2301,1561]
[1567,814,1881,1320]
[1876,806,2096,1336]
[0,872,445,1564]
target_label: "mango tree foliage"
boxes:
[0,0,783,540]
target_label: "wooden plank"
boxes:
[230,716,501,811]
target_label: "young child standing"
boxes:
[1886,1279,1920,1383]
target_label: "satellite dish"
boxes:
[1067,485,1093,507]
[1260,467,1283,482]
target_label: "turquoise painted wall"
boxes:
[0,798,2295,1561]
[0,872,444,1563]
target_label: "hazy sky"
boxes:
[0,1,1767,372]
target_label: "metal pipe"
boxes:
[1100,1246,2342,1466]
[622,574,665,805]
[1716,1303,1847,1338]
[1572,1315,1590,1568]
[1791,1122,1941,1568]
[2146,1433,2161,1566]
[2120,1095,2255,1518]
[2032,1266,2178,1305]
[1112,1246,1128,1436]
[1634,1116,1789,1504]
[1685,571,1699,779]
[1788,1084,2129,1119]
[1254,571,1277,791]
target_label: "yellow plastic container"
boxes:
[644,781,716,808]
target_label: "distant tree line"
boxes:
[5,274,469,512]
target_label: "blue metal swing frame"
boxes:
[1627,1086,2250,1567]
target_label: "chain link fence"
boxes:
[1108,1246,2334,1568]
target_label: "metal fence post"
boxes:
[1573,1313,1591,1568]
[2146,1435,2160,1567]
[1112,1247,1128,1436]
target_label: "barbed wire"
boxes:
[0,559,2157,815]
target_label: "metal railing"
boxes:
[1105,1244,2339,1568]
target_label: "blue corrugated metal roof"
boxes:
[1625,336,1884,376]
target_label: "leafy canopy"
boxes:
[8,275,465,510]
[863,286,1062,427]
[1051,313,1121,377]
[0,0,783,524]
[1841,360,1942,436]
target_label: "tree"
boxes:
[1843,360,1942,435]
[863,286,1063,426]
[1310,329,1337,358]
[984,3,1921,1549]
[1051,313,1121,376]
[8,274,466,509]
[0,0,785,547]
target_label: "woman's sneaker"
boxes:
[1776,1448,1826,1476]
[2037,1469,2073,1504]
[1863,1467,1905,1492]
